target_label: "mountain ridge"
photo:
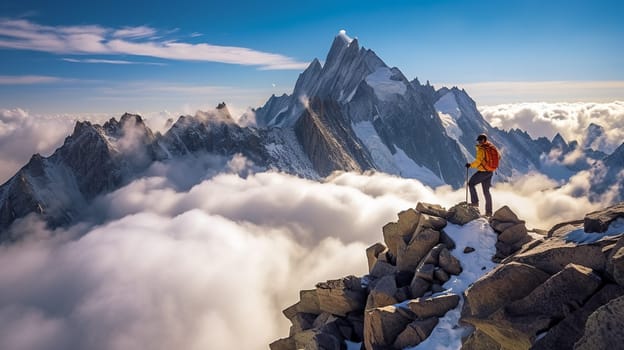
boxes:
[0,31,621,235]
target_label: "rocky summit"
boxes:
[271,201,624,349]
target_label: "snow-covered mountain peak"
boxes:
[337,29,354,44]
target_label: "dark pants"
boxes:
[468,171,493,215]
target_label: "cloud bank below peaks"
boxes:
[1,160,617,349]
[480,101,624,154]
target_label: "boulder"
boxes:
[461,329,500,350]
[462,262,550,318]
[299,289,321,314]
[363,305,414,349]
[498,223,529,245]
[369,260,396,279]
[382,222,402,258]
[291,312,317,334]
[396,228,440,272]
[510,238,606,274]
[416,202,448,219]
[607,236,624,285]
[434,268,450,283]
[532,284,624,350]
[489,220,518,234]
[409,276,431,299]
[583,202,624,233]
[269,337,295,350]
[491,206,522,224]
[366,242,387,272]
[574,295,624,350]
[398,208,420,239]
[316,276,366,317]
[415,263,435,281]
[439,230,457,250]
[415,213,447,232]
[506,263,602,319]
[365,275,398,310]
[407,293,460,318]
[438,247,462,275]
[447,202,480,225]
[463,313,550,350]
[421,243,446,265]
[393,317,439,348]
[303,332,342,350]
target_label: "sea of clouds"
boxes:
[0,101,622,349]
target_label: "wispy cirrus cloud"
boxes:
[61,58,165,66]
[0,75,62,84]
[0,19,308,70]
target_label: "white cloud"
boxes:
[61,58,165,66]
[0,75,62,85]
[0,147,618,350]
[451,81,624,105]
[0,18,308,70]
[479,101,624,154]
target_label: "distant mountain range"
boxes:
[1,32,622,237]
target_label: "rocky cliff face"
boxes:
[270,202,624,349]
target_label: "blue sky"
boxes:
[0,0,623,117]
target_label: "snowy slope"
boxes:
[365,67,407,101]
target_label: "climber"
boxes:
[465,133,500,217]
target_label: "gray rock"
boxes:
[532,284,624,350]
[574,295,624,350]
[489,219,518,234]
[407,293,460,318]
[316,276,366,317]
[299,289,321,314]
[447,202,481,225]
[365,275,398,310]
[491,206,522,224]
[396,228,440,272]
[416,202,449,219]
[363,305,414,349]
[463,246,476,253]
[439,230,457,250]
[416,213,448,232]
[303,333,342,350]
[506,263,602,319]
[583,202,624,233]
[366,242,388,272]
[438,247,462,275]
[409,276,431,299]
[421,243,446,265]
[607,236,624,285]
[369,260,397,279]
[434,268,450,283]
[510,238,607,274]
[415,263,435,281]
[291,312,317,334]
[398,208,421,239]
[393,317,439,348]
[461,329,500,350]
[269,337,296,350]
[498,223,529,245]
[462,262,550,318]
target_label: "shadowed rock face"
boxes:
[294,98,374,177]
